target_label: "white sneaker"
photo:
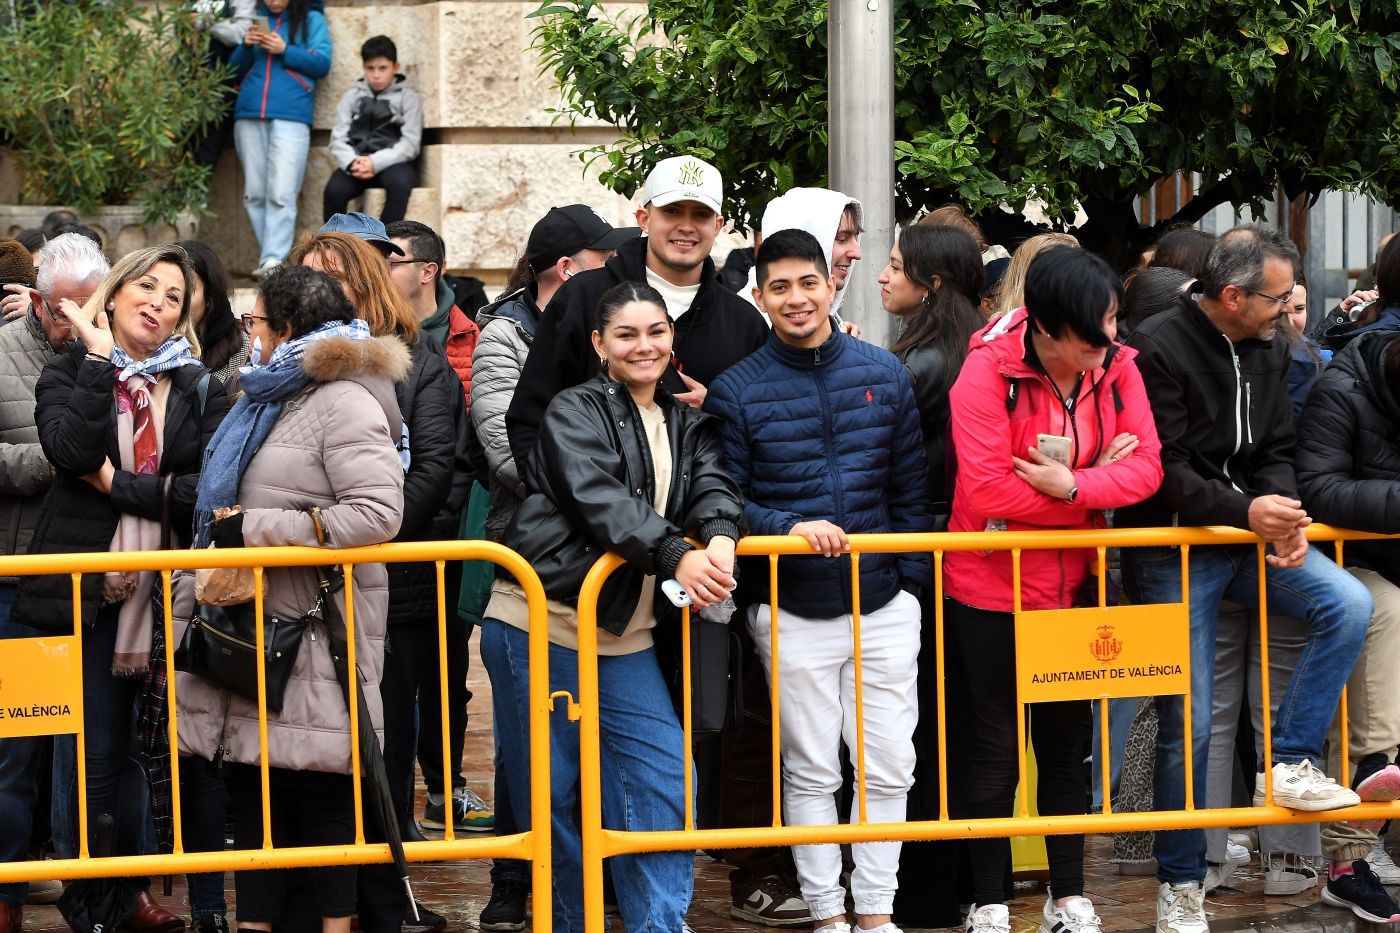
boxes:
[858,924,902,933]
[1254,761,1360,811]
[967,903,1011,933]
[1366,842,1400,886]
[1039,896,1103,933]
[1262,852,1318,895]
[1156,882,1209,933]
[1204,842,1251,893]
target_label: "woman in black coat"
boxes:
[879,224,986,523]
[480,281,744,933]
[13,245,228,927]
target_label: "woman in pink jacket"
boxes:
[946,247,1163,933]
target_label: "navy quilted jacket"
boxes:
[705,329,931,617]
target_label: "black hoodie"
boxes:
[1297,330,1400,585]
[505,235,768,479]
[1117,290,1297,530]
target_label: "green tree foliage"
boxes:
[0,0,230,224]
[531,0,1400,264]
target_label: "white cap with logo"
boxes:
[640,155,723,215]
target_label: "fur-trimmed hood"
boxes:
[301,335,408,432]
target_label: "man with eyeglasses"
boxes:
[1116,225,1373,933]
[0,232,110,931]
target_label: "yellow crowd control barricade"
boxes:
[573,525,1400,931]
[0,541,554,933]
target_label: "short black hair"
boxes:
[361,35,398,63]
[259,265,356,339]
[15,228,46,253]
[50,222,103,250]
[384,220,444,281]
[755,228,828,288]
[40,209,79,234]
[1024,247,1122,348]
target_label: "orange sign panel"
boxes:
[1015,603,1190,703]
[0,635,82,738]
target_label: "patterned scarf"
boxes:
[107,335,201,677]
[194,319,373,546]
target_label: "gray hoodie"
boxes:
[328,73,423,173]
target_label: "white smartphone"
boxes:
[1036,433,1072,467]
[660,579,691,608]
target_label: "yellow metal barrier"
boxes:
[0,540,554,933]
[574,524,1400,928]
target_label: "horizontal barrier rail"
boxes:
[0,539,554,933]
[574,524,1400,926]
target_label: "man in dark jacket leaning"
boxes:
[705,229,930,931]
[505,154,768,475]
[1118,225,1372,933]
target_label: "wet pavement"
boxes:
[15,635,1397,932]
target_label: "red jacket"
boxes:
[441,304,479,406]
[945,308,1163,611]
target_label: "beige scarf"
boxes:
[105,375,170,677]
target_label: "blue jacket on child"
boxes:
[230,4,332,126]
[705,328,931,618]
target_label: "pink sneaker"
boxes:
[1347,762,1400,831]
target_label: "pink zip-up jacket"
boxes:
[945,308,1163,612]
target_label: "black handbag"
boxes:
[174,601,309,715]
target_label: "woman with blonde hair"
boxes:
[994,232,1080,320]
[289,229,465,930]
[13,245,230,931]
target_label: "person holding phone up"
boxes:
[945,247,1163,933]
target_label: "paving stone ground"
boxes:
[16,636,1397,932]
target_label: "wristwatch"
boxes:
[1066,485,1079,504]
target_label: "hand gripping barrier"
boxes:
[573,525,1400,930]
[0,541,555,933]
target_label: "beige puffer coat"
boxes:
[176,334,410,774]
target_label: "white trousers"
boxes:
[748,589,920,919]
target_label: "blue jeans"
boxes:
[50,606,151,867]
[1122,545,1371,885]
[233,117,310,265]
[0,605,45,908]
[480,620,693,933]
[1090,696,1139,811]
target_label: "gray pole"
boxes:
[829,0,895,347]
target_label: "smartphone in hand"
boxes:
[1036,433,1073,467]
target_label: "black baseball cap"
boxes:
[526,205,638,274]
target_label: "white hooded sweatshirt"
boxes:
[744,187,864,322]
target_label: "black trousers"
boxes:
[322,162,418,224]
[227,764,357,922]
[946,597,1089,905]
[416,561,471,798]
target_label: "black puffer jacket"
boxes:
[1297,330,1400,585]
[15,350,230,633]
[899,342,961,519]
[505,375,745,636]
[505,235,769,480]
[386,336,463,628]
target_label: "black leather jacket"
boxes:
[899,342,958,519]
[505,374,744,636]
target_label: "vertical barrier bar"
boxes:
[1255,545,1273,807]
[254,566,273,847]
[1099,699,1112,815]
[434,560,454,842]
[1012,549,1029,819]
[1181,545,1195,810]
[850,553,868,825]
[578,565,604,933]
[934,550,949,821]
[1096,546,1107,607]
[769,552,783,827]
[345,564,364,843]
[681,603,695,831]
[521,564,554,933]
[161,569,185,853]
[1335,541,1350,781]
[71,572,89,859]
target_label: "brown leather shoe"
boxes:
[0,902,21,933]
[117,891,183,932]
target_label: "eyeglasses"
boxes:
[241,314,267,333]
[1241,286,1296,308]
[386,258,430,268]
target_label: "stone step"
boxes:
[349,185,441,225]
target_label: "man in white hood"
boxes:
[744,187,864,325]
